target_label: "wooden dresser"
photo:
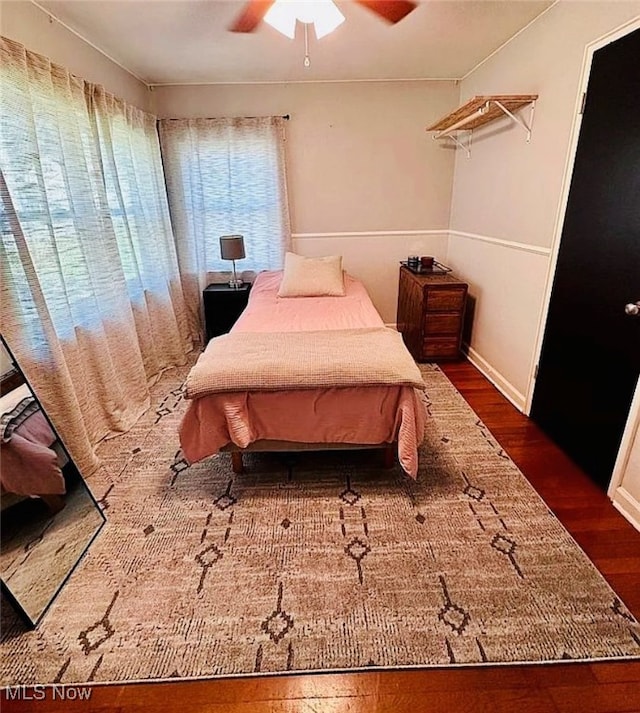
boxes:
[396,265,468,362]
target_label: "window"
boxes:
[159,116,292,277]
[0,74,112,340]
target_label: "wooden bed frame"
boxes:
[221,439,397,474]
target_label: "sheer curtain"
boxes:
[159,117,292,340]
[89,85,193,374]
[0,37,194,474]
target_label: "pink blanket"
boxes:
[1,386,66,496]
[179,271,425,476]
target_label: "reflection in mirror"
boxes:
[0,335,105,628]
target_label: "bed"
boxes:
[179,262,427,478]
[1,382,67,512]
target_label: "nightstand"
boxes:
[203,283,252,342]
[396,265,467,361]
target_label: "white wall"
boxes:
[0,0,151,111]
[292,231,449,324]
[447,237,550,408]
[447,1,640,407]
[153,80,459,322]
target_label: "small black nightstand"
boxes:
[203,283,252,342]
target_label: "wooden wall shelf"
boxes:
[426,94,538,156]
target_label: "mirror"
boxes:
[0,335,105,628]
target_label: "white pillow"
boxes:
[277,252,345,297]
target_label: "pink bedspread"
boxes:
[179,271,425,477]
[233,271,386,332]
[1,386,66,496]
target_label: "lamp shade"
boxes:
[220,235,245,261]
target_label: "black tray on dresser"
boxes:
[399,260,452,275]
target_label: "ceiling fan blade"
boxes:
[356,0,417,24]
[229,1,275,32]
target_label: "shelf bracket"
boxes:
[433,130,472,158]
[492,99,536,142]
[433,104,488,140]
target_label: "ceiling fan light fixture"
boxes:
[264,0,345,40]
[263,1,297,38]
[308,0,345,39]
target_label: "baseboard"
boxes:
[463,344,527,412]
[611,487,640,533]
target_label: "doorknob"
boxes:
[625,301,640,316]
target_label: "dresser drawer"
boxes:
[425,288,466,312]
[422,337,461,359]
[423,313,461,335]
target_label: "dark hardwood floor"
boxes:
[3,360,639,713]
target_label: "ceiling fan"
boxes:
[229,1,418,35]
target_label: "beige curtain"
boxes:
[159,117,291,341]
[0,37,194,475]
[89,85,193,374]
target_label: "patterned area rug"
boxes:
[1,363,639,684]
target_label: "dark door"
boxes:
[531,28,640,490]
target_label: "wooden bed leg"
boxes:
[382,444,395,469]
[40,494,65,514]
[231,452,244,474]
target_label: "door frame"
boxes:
[525,16,640,491]
[608,376,640,529]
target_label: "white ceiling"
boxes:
[36,0,554,85]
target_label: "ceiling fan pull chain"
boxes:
[303,23,311,68]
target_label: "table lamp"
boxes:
[220,235,245,288]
